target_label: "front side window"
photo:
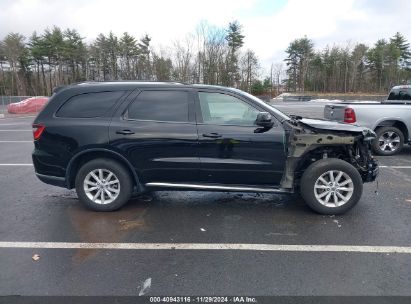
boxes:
[198,92,260,126]
[57,91,124,118]
[127,90,189,122]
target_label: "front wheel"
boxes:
[300,159,363,215]
[75,158,133,211]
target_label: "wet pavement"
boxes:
[0,115,410,296]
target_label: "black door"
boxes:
[195,90,286,186]
[109,89,200,184]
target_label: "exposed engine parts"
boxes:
[280,119,378,189]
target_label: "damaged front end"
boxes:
[280,117,379,189]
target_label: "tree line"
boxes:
[0,22,410,97]
[0,22,261,96]
[285,33,411,93]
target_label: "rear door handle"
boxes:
[116,129,135,135]
[202,132,222,138]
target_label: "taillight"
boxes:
[32,124,45,140]
[344,108,356,123]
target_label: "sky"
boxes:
[0,0,410,74]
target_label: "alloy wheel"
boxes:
[314,170,354,207]
[83,168,120,204]
[378,131,401,152]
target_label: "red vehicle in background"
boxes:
[7,97,49,114]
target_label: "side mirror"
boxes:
[255,112,274,128]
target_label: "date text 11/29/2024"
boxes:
[149,296,257,303]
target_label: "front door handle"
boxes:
[116,129,135,135]
[202,132,222,138]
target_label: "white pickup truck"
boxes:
[324,85,411,155]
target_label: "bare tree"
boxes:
[2,33,27,95]
[271,62,283,96]
[239,50,260,93]
[173,35,194,82]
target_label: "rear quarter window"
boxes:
[56,91,124,118]
[387,88,411,101]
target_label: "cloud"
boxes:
[0,0,258,41]
[0,0,410,74]
[241,0,411,73]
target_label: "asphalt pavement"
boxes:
[269,100,331,118]
[0,111,410,298]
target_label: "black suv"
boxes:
[32,82,378,214]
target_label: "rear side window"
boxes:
[127,90,189,122]
[56,91,124,118]
[387,88,411,100]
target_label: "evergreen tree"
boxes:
[251,80,264,95]
[119,32,138,79]
[8,25,410,95]
[137,34,152,79]
[28,32,47,95]
[153,54,173,81]
[389,32,411,84]
[285,36,314,91]
[224,21,244,86]
[390,32,411,67]
[107,32,119,79]
[367,39,388,91]
[63,29,87,83]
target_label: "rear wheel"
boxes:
[300,159,363,215]
[75,158,133,211]
[372,126,404,156]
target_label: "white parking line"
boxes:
[0,242,409,253]
[379,166,411,169]
[0,163,410,169]
[0,141,32,143]
[0,164,33,166]
[0,123,28,126]
[0,115,36,120]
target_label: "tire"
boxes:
[300,158,363,215]
[75,158,133,211]
[372,126,404,156]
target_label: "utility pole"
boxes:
[270,63,273,98]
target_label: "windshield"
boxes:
[229,88,291,121]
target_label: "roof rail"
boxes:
[52,85,68,94]
[52,80,194,94]
[70,80,191,85]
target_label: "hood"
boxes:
[298,118,376,138]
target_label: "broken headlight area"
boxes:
[362,128,377,141]
[349,135,379,182]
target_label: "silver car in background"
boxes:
[324,85,411,155]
